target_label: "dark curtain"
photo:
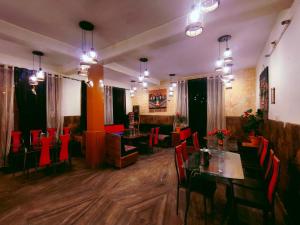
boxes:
[80,81,87,131]
[188,78,207,147]
[113,87,126,125]
[14,67,46,146]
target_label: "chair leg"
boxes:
[184,188,191,225]
[204,196,207,225]
[263,210,269,225]
[176,185,179,215]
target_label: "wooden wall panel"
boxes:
[227,116,300,219]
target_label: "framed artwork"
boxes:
[271,87,275,104]
[259,67,269,117]
[149,89,167,112]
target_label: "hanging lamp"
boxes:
[79,21,98,67]
[185,3,204,37]
[200,0,220,13]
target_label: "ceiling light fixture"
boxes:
[32,51,45,82]
[200,0,220,13]
[140,57,150,78]
[78,21,98,75]
[86,80,94,88]
[185,2,204,37]
[130,80,137,97]
[169,74,176,97]
[216,35,235,89]
[99,79,104,88]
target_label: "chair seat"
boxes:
[234,185,270,210]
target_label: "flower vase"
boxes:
[218,139,224,146]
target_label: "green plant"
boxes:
[175,112,187,126]
[241,109,264,136]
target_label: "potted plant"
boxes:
[208,128,231,146]
[174,112,187,132]
[241,109,264,144]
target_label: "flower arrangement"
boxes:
[208,128,231,140]
[241,109,264,136]
[174,112,187,127]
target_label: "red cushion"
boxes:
[59,135,70,161]
[104,124,125,133]
[180,128,191,141]
[39,137,51,167]
[11,131,22,153]
[175,145,186,183]
[148,128,154,147]
[267,156,280,204]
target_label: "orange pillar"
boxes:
[85,64,105,168]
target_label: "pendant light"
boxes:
[223,36,233,63]
[169,74,176,97]
[130,80,137,97]
[200,0,220,13]
[215,41,223,72]
[138,58,148,89]
[79,21,98,67]
[185,2,203,37]
[32,51,45,82]
[140,57,150,78]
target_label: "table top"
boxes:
[187,149,244,180]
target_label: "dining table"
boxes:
[186,148,244,225]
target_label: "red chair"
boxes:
[63,127,71,135]
[47,128,57,145]
[59,134,70,162]
[233,155,280,224]
[30,130,42,147]
[11,131,22,153]
[181,141,189,162]
[192,132,200,150]
[174,144,216,224]
[39,137,51,167]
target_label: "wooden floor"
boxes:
[0,149,286,225]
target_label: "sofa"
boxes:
[105,124,138,168]
[139,115,174,147]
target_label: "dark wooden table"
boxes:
[186,148,244,225]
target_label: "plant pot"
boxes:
[175,127,181,133]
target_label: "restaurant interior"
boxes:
[0,0,299,224]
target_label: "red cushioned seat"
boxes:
[104,124,125,133]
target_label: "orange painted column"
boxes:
[85,64,105,168]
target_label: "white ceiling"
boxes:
[0,0,293,83]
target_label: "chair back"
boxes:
[181,141,189,162]
[267,156,280,204]
[257,136,264,156]
[175,145,187,184]
[63,127,71,135]
[192,132,200,149]
[259,138,269,166]
[39,137,51,167]
[148,128,155,147]
[264,149,274,180]
[11,131,22,153]
[59,134,70,161]
[47,128,57,144]
[154,127,159,145]
[30,130,42,146]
